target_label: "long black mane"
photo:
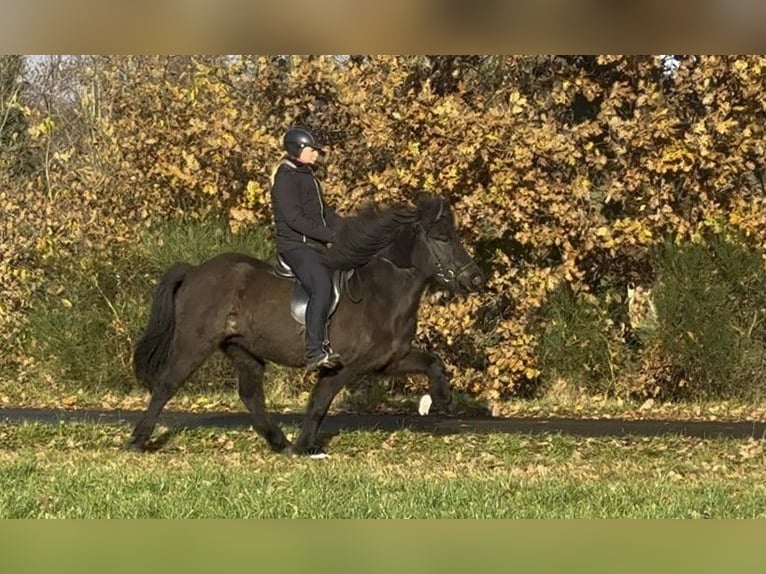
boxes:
[319,201,418,270]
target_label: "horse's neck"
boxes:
[365,257,429,308]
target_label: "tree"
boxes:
[0,55,30,179]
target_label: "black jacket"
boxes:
[270,158,343,254]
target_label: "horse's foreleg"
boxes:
[288,368,355,457]
[382,350,454,414]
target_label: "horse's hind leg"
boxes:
[128,339,213,451]
[127,373,177,451]
[223,342,290,453]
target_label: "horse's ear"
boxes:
[414,192,447,223]
[434,199,445,221]
[414,191,433,204]
[414,191,439,213]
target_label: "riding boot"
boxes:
[322,339,342,364]
[306,350,341,371]
[305,331,342,371]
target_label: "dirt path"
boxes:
[2,406,765,439]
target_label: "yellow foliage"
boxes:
[3,55,766,399]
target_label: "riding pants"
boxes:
[279,247,334,358]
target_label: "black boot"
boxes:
[306,344,342,371]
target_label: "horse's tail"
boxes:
[132,262,193,389]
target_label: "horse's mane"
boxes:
[320,200,419,270]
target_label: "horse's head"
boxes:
[321,193,484,293]
[412,194,484,293]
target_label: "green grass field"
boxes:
[5,215,766,522]
[2,420,765,519]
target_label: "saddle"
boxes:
[273,255,354,326]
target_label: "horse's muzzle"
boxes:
[458,264,485,292]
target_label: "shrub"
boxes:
[647,233,766,401]
[536,284,628,397]
[4,55,766,404]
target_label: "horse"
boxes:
[129,192,485,456]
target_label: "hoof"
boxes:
[281,444,328,458]
[442,395,458,415]
[125,439,146,452]
[430,393,456,416]
[306,445,329,459]
[309,451,329,460]
[419,391,455,415]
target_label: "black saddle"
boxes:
[273,255,354,326]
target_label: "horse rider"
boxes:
[269,126,345,371]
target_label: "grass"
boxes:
[137,212,275,270]
[1,421,765,518]
[537,284,625,396]
[7,213,766,519]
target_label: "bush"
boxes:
[536,284,628,397]
[647,233,766,401]
[536,229,766,403]
[4,55,766,404]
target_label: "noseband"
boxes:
[417,222,474,285]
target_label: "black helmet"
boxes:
[283,126,325,157]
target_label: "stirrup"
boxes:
[306,350,342,371]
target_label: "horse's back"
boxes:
[204,251,271,270]
[173,252,276,305]
[189,251,272,281]
[173,251,302,363]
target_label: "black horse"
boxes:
[129,193,484,455]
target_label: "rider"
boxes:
[269,126,344,371]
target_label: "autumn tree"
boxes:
[3,55,765,402]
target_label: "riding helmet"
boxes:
[283,126,325,157]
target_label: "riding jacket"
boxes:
[270,158,343,254]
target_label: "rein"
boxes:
[416,222,473,286]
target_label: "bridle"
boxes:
[416,218,474,286]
